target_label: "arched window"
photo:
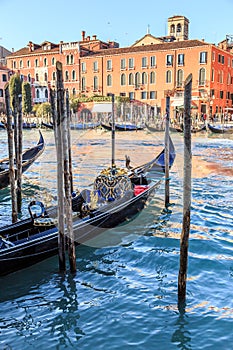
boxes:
[28,74,31,82]
[35,73,39,81]
[20,60,23,68]
[177,69,183,87]
[0,89,3,97]
[44,72,47,82]
[35,59,39,67]
[177,23,182,33]
[70,55,74,64]
[36,89,40,98]
[44,58,47,67]
[27,60,30,68]
[107,74,112,86]
[45,89,48,98]
[72,70,76,80]
[52,71,56,81]
[65,71,69,81]
[129,73,134,85]
[52,57,55,65]
[142,72,147,84]
[135,72,140,87]
[150,71,155,84]
[166,70,172,83]
[170,24,175,33]
[199,68,206,85]
[66,55,69,65]
[93,76,98,90]
[81,77,86,91]
[121,73,126,86]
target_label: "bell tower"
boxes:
[167,15,189,41]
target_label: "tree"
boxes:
[33,102,51,119]
[22,82,32,115]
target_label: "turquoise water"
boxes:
[0,129,232,349]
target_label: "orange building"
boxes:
[5,15,233,118]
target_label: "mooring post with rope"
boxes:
[111,93,116,170]
[178,73,192,307]
[164,95,170,210]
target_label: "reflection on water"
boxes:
[0,128,233,349]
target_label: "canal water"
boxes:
[0,128,232,349]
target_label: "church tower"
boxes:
[167,15,189,41]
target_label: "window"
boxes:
[211,69,214,82]
[129,58,134,69]
[81,77,86,91]
[93,61,98,72]
[93,76,98,90]
[220,90,224,99]
[27,60,30,68]
[150,56,156,67]
[52,71,56,81]
[36,89,40,98]
[19,60,23,68]
[72,88,76,96]
[121,58,126,70]
[135,72,141,88]
[166,70,172,83]
[0,89,3,97]
[142,57,147,68]
[177,23,182,35]
[52,57,55,65]
[142,72,147,84]
[66,56,70,65]
[35,73,39,81]
[170,24,175,34]
[107,74,112,86]
[44,73,47,82]
[141,91,147,99]
[121,73,126,86]
[27,74,31,82]
[45,89,48,98]
[129,73,134,85]
[65,71,69,81]
[200,52,207,64]
[35,59,39,67]
[129,92,134,100]
[149,91,157,99]
[81,62,86,72]
[166,55,173,66]
[177,69,183,87]
[227,73,231,85]
[199,68,206,85]
[44,58,47,67]
[150,72,155,84]
[107,60,112,70]
[178,54,184,66]
[70,55,74,64]
[2,74,7,82]
[72,70,76,80]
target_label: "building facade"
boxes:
[5,15,233,118]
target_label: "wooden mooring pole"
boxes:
[178,73,192,306]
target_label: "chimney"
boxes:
[81,31,85,41]
[87,36,90,41]
[92,35,97,40]
[59,40,63,54]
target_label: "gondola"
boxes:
[41,121,54,129]
[70,122,100,130]
[145,123,165,132]
[169,124,206,133]
[0,137,176,276]
[100,122,112,131]
[114,123,144,131]
[0,131,45,190]
[208,123,233,134]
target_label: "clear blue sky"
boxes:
[1,0,233,52]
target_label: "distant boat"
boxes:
[101,122,144,131]
[145,123,165,132]
[0,131,45,190]
[70,122,100,130]
[208,123,233,134]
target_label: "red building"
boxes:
[5,15,233,118]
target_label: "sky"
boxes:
[1,0,233,52]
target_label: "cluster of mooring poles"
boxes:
[50,61,76,273]
[4,75,23,222]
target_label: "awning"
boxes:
[171,100,198,109]
[92,103,112,113]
